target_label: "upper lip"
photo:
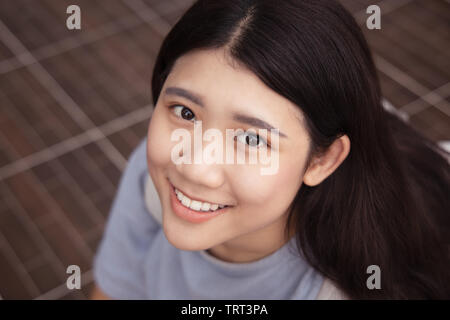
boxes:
[171,182,233,206]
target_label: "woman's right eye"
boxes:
[170,105,196,122]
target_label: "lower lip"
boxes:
[169,183,230,223]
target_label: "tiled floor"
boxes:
[0,0,449,299]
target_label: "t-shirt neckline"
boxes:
[196,235,299,275]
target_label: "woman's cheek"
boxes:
[232,159,302,208]
[147,110,174,167]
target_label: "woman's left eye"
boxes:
[235,132,268,148]
[170,105,196,121]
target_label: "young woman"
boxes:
[91,0,450,299]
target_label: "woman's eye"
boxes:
[235,132,268,148]
[171,105,196,121]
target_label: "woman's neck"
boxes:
[206,213,296,263]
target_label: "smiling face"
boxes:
[146,48,313,262]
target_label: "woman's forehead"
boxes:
[166,49,306,128]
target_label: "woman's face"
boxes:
[147,48,312,261]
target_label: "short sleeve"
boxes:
[93,138,160,299]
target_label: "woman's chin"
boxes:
[162,222,217,252]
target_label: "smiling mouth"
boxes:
[169,182,232,223]
[171,184,231,213]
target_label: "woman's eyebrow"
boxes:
[164,86,204,107]
[232,114,288,138]
[164,86,287,138]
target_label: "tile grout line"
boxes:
[0,105,152,181]
[0,128,95,277]
[0,1,185,74]
[398,82,450,117]
[0,14,143,74]
[22,254,48,272]
[0,181,69,286]
[122,0,173,36]
[353,0,448,116]
[0,18,127,172]
[10,67,120,198]
[0,230,41,297]
[0,91,107,246]
[374,55,450,113]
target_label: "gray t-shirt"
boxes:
[93,138,325,299]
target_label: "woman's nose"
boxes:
[176,161,225,189]
[174,142,226,189]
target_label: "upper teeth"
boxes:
[175,188,227,212]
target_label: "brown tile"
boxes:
[365,36,448,91]
[100,161,122,190]
[338,0,378,14]
[130,119,150,138]
[75,141,122,199]
[409,107,450,142]
[390,4,449,64]
[142,0,170,8]
[378,73,420,108]
[0,1,49,51]
[38,54,116,127]
[70,144,118,196]
[0,249,33,299]
[58,152,102,195]
[38,220,92,272]
[0,0,137,51]
[363,1,449,91]
[0,68,85,166]
[31,161,59,185]
[0,109,37,158]
[44,179,99,236]
[415,0,450,23]
[0,209,43,264]
[39,24,157,127]
[83,142,113,169]
[89,189,114,219]
[0,40,14,61]
[123,24,164,58]
[5,172,51,221]
[0,142,15,168]
[107,130,138,159]
[86,230,104,254]
[90,33,151,98]
[374,11,449,83]
[28,261,65,295]
[159,5,190,25]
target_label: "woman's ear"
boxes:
[303,135,351,187]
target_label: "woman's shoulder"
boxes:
[144,171,163,225]
[315,278,350,300]
[127,138,163,226]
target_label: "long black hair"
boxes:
[150,0,450,299]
